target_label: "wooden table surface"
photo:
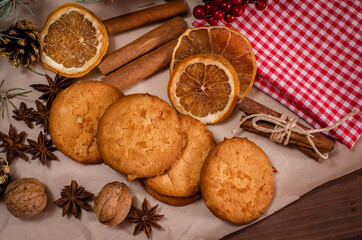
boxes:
[222,168,362,240]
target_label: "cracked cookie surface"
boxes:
[97,94,184,181]
[200,137,274,224]
[142,114,215,198]
[49,81,124,163]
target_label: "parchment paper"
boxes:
[0,1,361,239]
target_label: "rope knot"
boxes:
[270,113,298,145]
[233,108,360,160]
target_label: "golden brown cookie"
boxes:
[200,137,274,224]
[142,183,201,206]
[49,81,124,164]
[97,93,184,181]
[142,114,215,197]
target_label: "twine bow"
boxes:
[232,108,360,159]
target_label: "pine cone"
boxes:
[0,20,40,68]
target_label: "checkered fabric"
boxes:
[193,0,362,148]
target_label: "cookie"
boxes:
[200,137,274,224]
[49,81,124,164]
[142,183,201,206]
[142,114,215,197]
[97,93,184,181]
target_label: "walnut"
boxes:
[5,178,48,218]
[94,181,132,226]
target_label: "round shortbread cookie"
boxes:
[142,183,201,206]
[200,137,274,224]
[97,94,184,181]
[49,81,124,164]
[142,114,215,197]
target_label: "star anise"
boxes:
[12,102,36,128]
[0,124,28,163]
[30,73,76,108]
[54,180,94,219]
[26,131,57,165]
[128,198,164,239]
[33,100,50,133]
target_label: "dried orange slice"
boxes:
[168,54,240,124]
[40,3,108,77]
[171,26,256,99]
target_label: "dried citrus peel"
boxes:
[168,54,240,124]
[170,26,256,99]
[40,3,108,77]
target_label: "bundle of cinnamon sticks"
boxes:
[99,0,188,90]
[238,97,335,161]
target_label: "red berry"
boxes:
[213,0,223,6]
[256,0,267,10]
[205,3,216,13]
[193,5,206,19]
[220,1,231,11]
[212,10,224,20]
[231,0,242,4]
[207,17,219,25]
[224,13,235,22]
[231,5,244,16]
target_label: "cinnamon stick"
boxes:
[102,39,178,90]
[238,97,335,161]
[103,0,188,34]
[98,17,187,75]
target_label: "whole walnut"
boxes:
[5,178,48,218]
[94,181,132,226]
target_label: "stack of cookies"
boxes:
[50,85,216,206]
[140,114,215,206]
[49,81,274,223]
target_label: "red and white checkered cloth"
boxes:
[193,0,362,149]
